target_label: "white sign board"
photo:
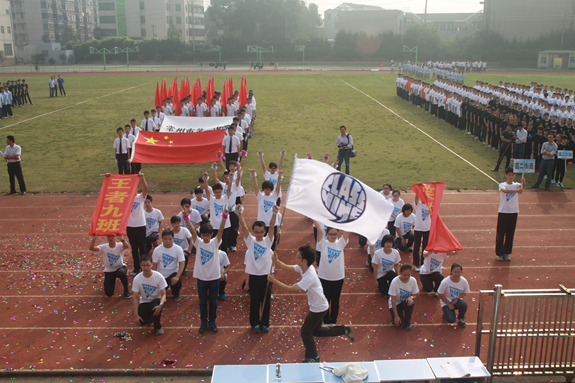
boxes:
[160,116,233,133]
[513,159,536,173]
[557,150,573,160]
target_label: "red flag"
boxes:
[238,76,247,107]
[410,182,463,253]
[168,85,172,98]
[186,77,190,97]
[89,175,140,236]
[190,80,196,107]
[197,77,202,97]
[154,82,161,110]
[229,77,233,94]
[221,80,227,115]
[131,131,225,165]
[172,79,181,116]
[161,79,168,108]
[179,80,186,101]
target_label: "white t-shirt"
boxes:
[379,191,393,200]
[389,198,405,221]
[144,208,164,236]
[372,248,401,279]
[314,222,328,251]
[256,191,278,225]
[209,196,231,229]
[128,193,146,228]
[98,242,126,273]
[420,252,445,275]
[178,210,202,229]
[317,237,348,281]
[394,213,416,237]
[173,227,193,252]
[498,182,521,214]
[438,276,470,308]
[219,250,230,275]
[191,197,210,216]
[152,244,185,278]
[295,264,329,313]
[244,235,273,276]
[367,229,390,254]
[132,270,168,303]
[192,237,222,281]
[414,202,431,232]
[264,170,282,198]
[388,276,419,308]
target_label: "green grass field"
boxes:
[1,71,574,193]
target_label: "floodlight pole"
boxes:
[116,46,139,68]
[89,47,114,70]
[295,45,306,64]
[402,45,418,63]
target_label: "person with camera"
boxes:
[336,126,353,175]
[492,123,516,172]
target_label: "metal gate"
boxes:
[475,284,575,382]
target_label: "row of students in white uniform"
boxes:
[159,90,256,120]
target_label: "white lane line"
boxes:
[341,80,498,184]
[0,82,151,131]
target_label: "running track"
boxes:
[0,190,573,373]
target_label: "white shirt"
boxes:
[152,244,185,278]
[123,133,136,148]
[515,128,528,144]
[113,137,130,155]
[420,252,445,275]
[98,242,126,273]
[367,229,390,254]
[222,135,240,154]
[209,195,231,229]
[438,276,470,308]
[264,170,282,198]
[389,198,405,221]
[295,264,329,313]
[388,276,419,308]
[178,210,202,230]
[244,234,273,276]
[191,198,210,216]
[372,247,401,279]
[128,193,146,228]
[414,202,431,232]
[4,144,22,163]
[132,270,168,303]
[193,237,222,281]
[317,237,348,281]
[144,208,164,237]
[219,250,230,275]
[140,118,157,132]
[394,213,416,236]
[256,191,278,225]
[498,182,521,214]
[173,227,192,252]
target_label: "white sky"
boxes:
[310,0,483,16]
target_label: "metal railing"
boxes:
[475,284,575,382]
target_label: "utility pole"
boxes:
[424,0,428,24]
[151,24,156,38]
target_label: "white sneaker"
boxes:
[496,255,504,261]
[503,254,511,261]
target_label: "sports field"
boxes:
[1,71,574,193]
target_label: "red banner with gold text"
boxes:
[89,175,140,236]
[410,182,463,253]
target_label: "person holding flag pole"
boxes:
[496,167,525,262]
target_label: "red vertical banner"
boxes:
[154,82,161,110]
[238,76,247,107]
[186,77,190,97]
[172,78,181,116]
[161,79,168,106]
[410,182,463,253]
[221,80,227,115]
[229,76,233,95]
[89,175,141,236]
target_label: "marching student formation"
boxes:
[99,87,471,363]
[0,79,33,120]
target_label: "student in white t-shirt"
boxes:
[371,235,401,296]
[388,190,404,237]
[437,263,470,327]
[202,172,232,252]
[89,234,131,298]
[420,250,451,294]
[251,167,283,251]
[171,215,193,275]
[238,203,278,333]
[152,229,185,301]
[144,195,164,254]
[185,207,228,334]
[131,255,167,335]
[413,196,431,271]
[178,198,202,231]
[268,245,354,363]
[394,204,415,252]
[258,148,285,205]
[367,227,390,269]
[125,173,147,275]
[190,189,210,224]
[217,250,230,300]
[379,183,393,200]
[496,167,525,262]
[313,220,349,325]
[388,264,419,330]
[212,158,244,252]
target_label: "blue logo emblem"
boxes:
[131,202,140,213]
[421,208,430,222]
[146,218,157,229]
[106,252,120,266]
[161,253,176,268]
[253,243,267,261]
[142,283,157,299]
[506,193,516,202]
[399,288,411,302]
[449,286,463,301]
[327,247,342,263]
[200,248,214,265]
[321,173,366,224]
[379,257,394,272]
[430,257,442,272]
[195,206,206,214]
[174,238,184,246]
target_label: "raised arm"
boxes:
[278,149,285,171]
[212,162,221,184]
[258,150,266,173]
[236,204,249,240]
[183,208,198,243]
[140,173,148,199]
[275,169,284,197]
[271,252,295,272]
[201,172,211,200]
[216,206,229,243]
[88,235,100,252]
[118,235,130,250]
[341,230,350,241]
[251,168,259,196]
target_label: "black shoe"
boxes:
[199,323,207,334]
[210,323,218,333]
[21,191,26,195]
[344,326,354,342]
[302,357,320,363]
[5,192,16,196]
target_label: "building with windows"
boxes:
[10,0,97,46]
[97,0,206,44]
[411,12,483,40]
[0,0,14,61]
[324,3,406,40]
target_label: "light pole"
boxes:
[115,46,139,68]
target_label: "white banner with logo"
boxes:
[160,116,233,133]
[285,156,393,243]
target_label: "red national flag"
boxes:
[229,76,233,94]
[179,79,187,101]
[89,175,140,236]
[238,76,247,107]
[154,82,161,110]
[410,182,463,253]
[131,131,225,165]
[172,79,181,116]
[161,79,168,107]
[197,77,202,97]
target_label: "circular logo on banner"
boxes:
[321,173,366,223]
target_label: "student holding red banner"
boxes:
[89,234,131,299]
